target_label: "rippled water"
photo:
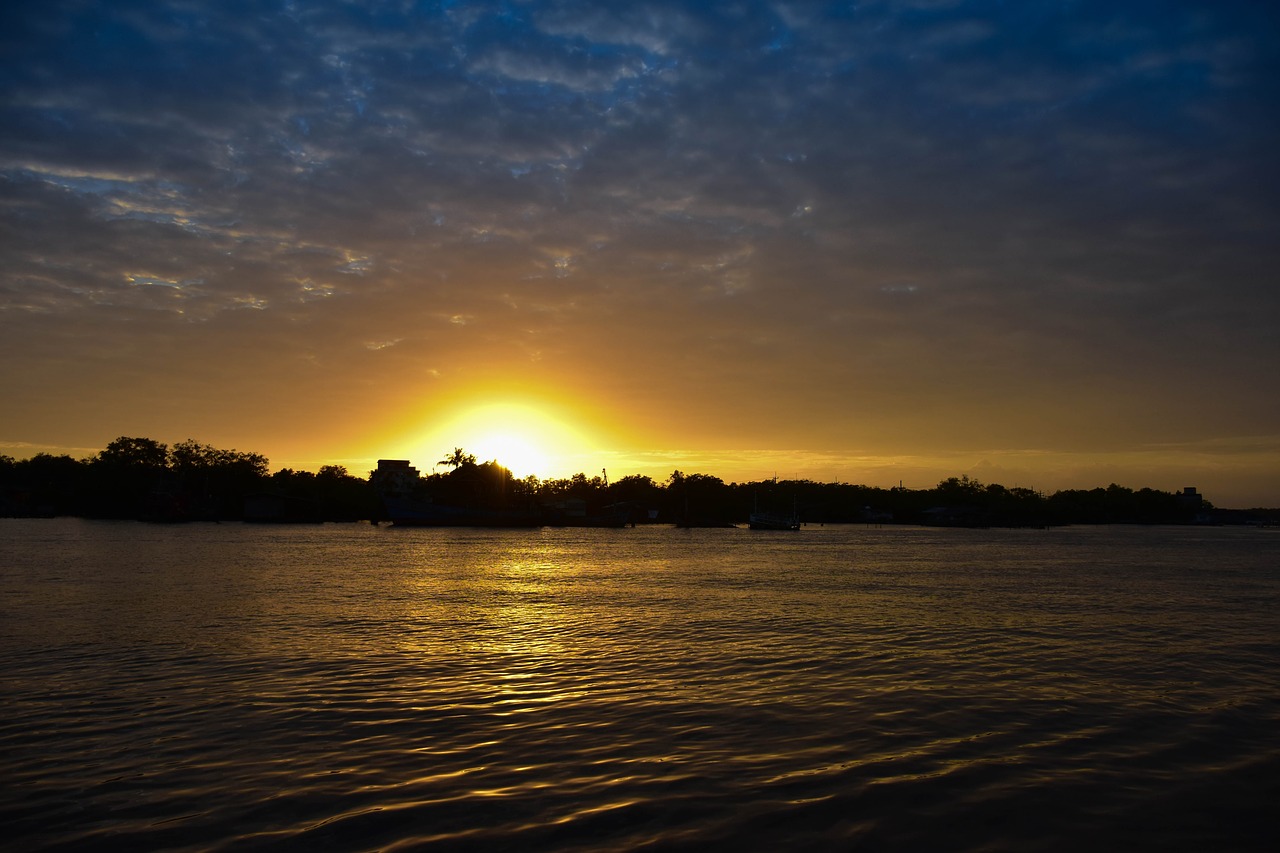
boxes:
[2,520,1278,851]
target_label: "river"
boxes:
[2,520,1277,851]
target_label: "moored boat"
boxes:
[748,509,801,530]
[749,486,800,530]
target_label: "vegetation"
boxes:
[1,437,1272,526]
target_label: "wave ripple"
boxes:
[2,521,1278,851]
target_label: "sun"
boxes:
[401,399,597,479]
[467,431,548,478]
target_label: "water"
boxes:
[2,520,1278,851]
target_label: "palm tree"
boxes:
[439,447,476,469]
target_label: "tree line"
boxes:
[0,436,1250,526]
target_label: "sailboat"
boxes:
[749,488,800,530]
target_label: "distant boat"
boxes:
[749,489,800,530]
[748,509,801,531]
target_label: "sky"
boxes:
[2,1,1279,505]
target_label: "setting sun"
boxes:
[383,399,601,479]
[467,432,548,478]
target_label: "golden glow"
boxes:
[386,398,601,479]
[469,432,548,478]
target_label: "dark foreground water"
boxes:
[2,520,1278,852]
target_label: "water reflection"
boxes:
[1,521,1277,851]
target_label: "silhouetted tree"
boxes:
[935,475,985,504]
[85,437,171,517]
[667,472,733,525]
[513,474,541,500]
[439,447,477,469]
[0,436,1236,525]
[0,453,83,516]
[610,474,661,506]
[98,436,169,470]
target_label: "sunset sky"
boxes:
[3,1,1278,505]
